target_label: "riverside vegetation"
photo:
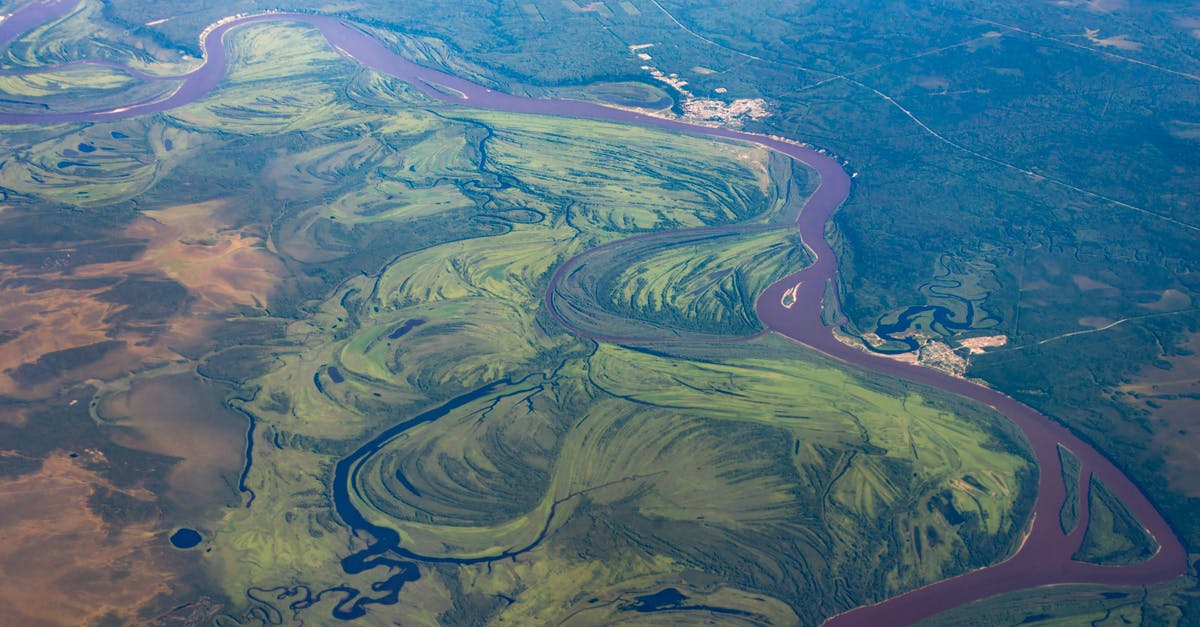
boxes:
[0,0,1193,624]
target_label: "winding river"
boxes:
[1,1,1186,624]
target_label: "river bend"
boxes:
[0,1,1186,624]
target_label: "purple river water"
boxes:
[0,1,1187,624]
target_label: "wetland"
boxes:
[0,0,1195,624]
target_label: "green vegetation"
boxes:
[0,119,182,205]
[919,579,1197,627]
[469,110,776,235]
[554,80,675,110]
[0,65,179,115]
[550,226,809,340]
[0,18,1026,623]
[1073,476,1159,566]
[167,22,390,135]
[1058,445,1081,535]
[5,0,197,75]
[114,0,1196,581]
[8,0,1196,623]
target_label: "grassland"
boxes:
[0,11,1047,627]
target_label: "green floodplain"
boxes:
[0,0,1197,625]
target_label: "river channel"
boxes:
[0,1,1186,624]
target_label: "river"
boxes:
[0,1,1186,624]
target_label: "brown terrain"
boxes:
[0,197,284,399]
[1119,332,1200,498]
[99,373,249,514]
[0,194,284,623]
[0,451,194,625]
